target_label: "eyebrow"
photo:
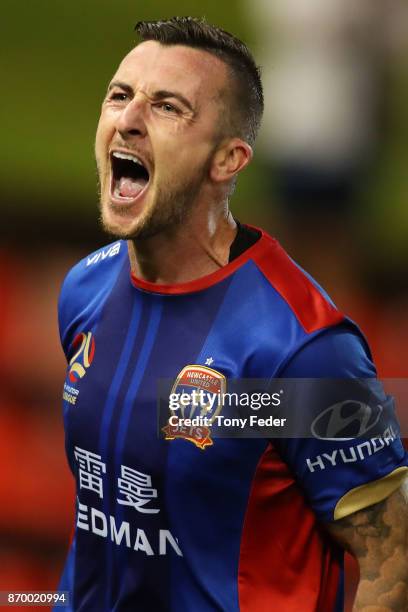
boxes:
[151,90,194,113]
[107,80,134,96]
[107,81,195,113]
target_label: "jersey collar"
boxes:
[130,226,274,295]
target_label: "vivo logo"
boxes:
[86,242,121,266]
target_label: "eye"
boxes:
[156,102,179,114]
[108,91,128,102]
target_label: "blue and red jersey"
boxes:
[57,228,407,611]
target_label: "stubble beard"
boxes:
[98,165,208,241]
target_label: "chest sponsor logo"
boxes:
[162,365,226,450]
[86,242,121,266]
[74,447,182,556]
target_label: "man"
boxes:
[57,17,408,611]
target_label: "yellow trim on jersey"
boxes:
[334,466,408,521]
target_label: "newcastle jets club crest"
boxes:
[162,365,226,450]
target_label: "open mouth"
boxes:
[110,151,150,201]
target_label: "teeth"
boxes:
[112,151,145,167]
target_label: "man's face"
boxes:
[95,41,230,239]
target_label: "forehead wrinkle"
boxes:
[114,42,231,131]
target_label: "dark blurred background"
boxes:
[1,1,407,610]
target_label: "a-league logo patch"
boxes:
[162,365,226,450]
[68,331,95,383]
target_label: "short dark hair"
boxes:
[134,16,264,146]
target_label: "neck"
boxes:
[127,205,237,285]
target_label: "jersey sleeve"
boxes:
[58,265,81,360]
[57,241,125,360]
[58,260,93,360]
[275,324,408,522]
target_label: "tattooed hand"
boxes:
[326,480,408,611]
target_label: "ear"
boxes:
[210,138,253,184]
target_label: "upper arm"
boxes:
[326,482,408,559]
[277,325,408,607]
[276,325,408,522]
[325,481,408,609]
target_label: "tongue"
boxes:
[118,176,147,198]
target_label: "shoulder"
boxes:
[280,323,375,378]
[250,229,343,334]
[239,228,375,376]
[58,240,127,353]
[59,240,125,301]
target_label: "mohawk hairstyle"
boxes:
[134,16,264,146]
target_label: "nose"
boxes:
[115,95,147,140]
